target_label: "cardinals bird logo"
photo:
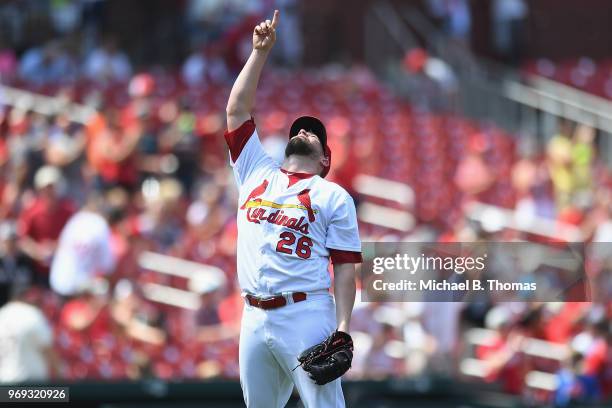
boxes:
[297,189,316,223]
[240,179,269,210]
[241,181,318,223]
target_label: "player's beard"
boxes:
[285,136,316,157]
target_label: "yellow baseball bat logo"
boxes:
[244,199,319,214]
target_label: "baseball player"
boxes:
[224,10,362,408]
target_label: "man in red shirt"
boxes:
[18,166,75,286]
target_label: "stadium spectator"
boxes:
[545,302,589,344]
[404,315,439,376]
[571,124,595,195]
[570,314,609,402]
[110,279,167,347]
[45,114,85,167]
[546,121,574,210]
[157,99,204,193]
[401,48,458,111]
[83,37,132,84]
[49,194,116,297]
[181,44,230,87]
[0,167,19,221]
[190,272,222,327]
[139,178,186,252]
[363,323,405,378]
[186,181,230,241]
[491,0,528,63]
[184,269,238,343]
[0,221,34,307]
[18,165,76,285]
[104,187,138,280]
[476,306,528,394]
[351,301,386,336]
[272,0,303,66]
[19,42,77,85]
[422,301,463,372]
[454,134,495,196]
[0,281,59,383]
[555,352,584,407]
[6,109,46,192]
[86,108,142,192]
[183,0,228,46]
[58,278,110,336]
[0,39,17,81]
[44,113,87,201]
[426,0,472,44]
[49,0,83,35]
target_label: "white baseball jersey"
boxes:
[225,118,362,296]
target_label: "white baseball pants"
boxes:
[239,293,346,408]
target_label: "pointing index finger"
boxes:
[270,9,280,28]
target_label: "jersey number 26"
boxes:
[276,232,313,259]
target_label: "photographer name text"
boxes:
[372,279,536,292]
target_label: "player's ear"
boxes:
[320,155,330,167]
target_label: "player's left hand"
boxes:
[296,331,353,385]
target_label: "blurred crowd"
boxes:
[0,1,610,407]
[0,0,303,87]
[425,0,528,62]
[524,57,612,100]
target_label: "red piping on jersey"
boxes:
[240,179,269,210]
[297,189,316,222]
[280,168,315,188]
[225,118,256,162]
[329,249,363,264]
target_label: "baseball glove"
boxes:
[295,331,353,385]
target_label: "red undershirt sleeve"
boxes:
[224,118,256,162]
[329,249,363,264]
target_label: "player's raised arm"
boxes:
[226,10,280,132]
